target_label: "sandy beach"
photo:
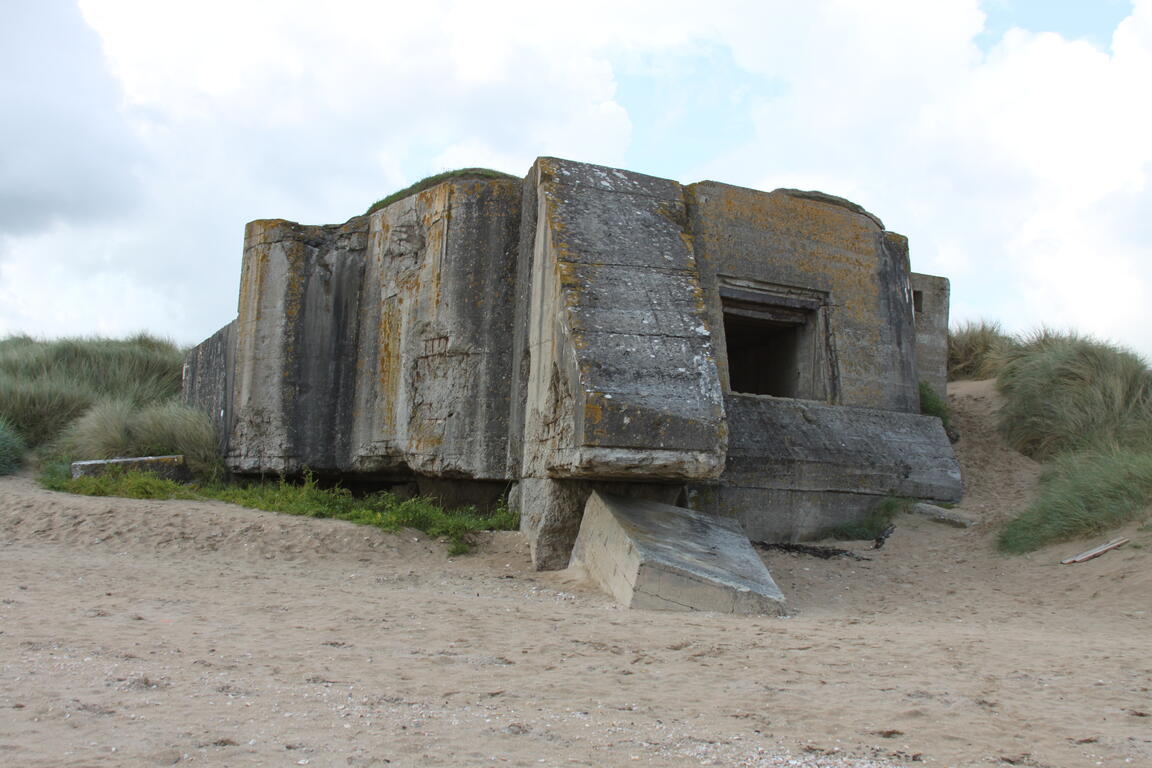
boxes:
[2,380,1149,767]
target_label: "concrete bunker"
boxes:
[184,157,962,582]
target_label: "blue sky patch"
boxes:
[977,0,1133,51]
[615,44,785,181]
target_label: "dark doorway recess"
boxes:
[725,313,806,397]
[719,284,823,399]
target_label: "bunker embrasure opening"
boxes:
[720,285,820,399]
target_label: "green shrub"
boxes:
[999,447,1152,552]
[365,168,517,216]
[996,333,1152,460]
[60,399,221,479]
[0,416,26,475]
[918,380,950,427]
[0,334,184,448]
[948,320,1017,381]
[36,459,71,491]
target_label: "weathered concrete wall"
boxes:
[512,158,727,568]
[518,158,726,477]
[200,178,520,481]
[911,273,950,398]
[689,394,963,541]
[514,477,686,570]
[674,183,959,542]
[688,184,920,412]
[348,179,521,480]
[182,320,235,455]
[228,217,369,474]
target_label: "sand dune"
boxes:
[2,380,1150,767]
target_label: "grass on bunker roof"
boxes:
[365,167,517,216]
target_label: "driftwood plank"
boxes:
[1060,537,1130,565]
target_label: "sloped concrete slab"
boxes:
[570,491,786,615]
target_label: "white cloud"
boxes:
[1,0,1150,362]
[3,0,658,343]
[688,0,1152,358]
[920,5,1152,354]
[0,225,190,340]
[0,0,143,236]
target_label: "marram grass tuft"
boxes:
[0,416,26,475]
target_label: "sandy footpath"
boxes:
[1,380,1150,768]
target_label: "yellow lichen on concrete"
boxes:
[376,298,400,434]
[281,242,309,329]
[700,185,885,327]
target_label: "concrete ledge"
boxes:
[910,502,976,528]
[70,455,190,482]
[570,491,786,615]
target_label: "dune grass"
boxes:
[0,416,26,476]
[996,332,1152,461]
[0,334,184,448]
[947,319,1017,381]
[999,447,1152,552]
[365,168,517,216]
[0,375,102,450]
[941,322,1152,550]
[42,469,518,555]
[58,399,222,478]
[991,331,1152,551]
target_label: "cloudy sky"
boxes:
[3,0,1150,359]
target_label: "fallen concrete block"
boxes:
[70,455,191,483]
[909,502,975,528]
[570,491,786,615]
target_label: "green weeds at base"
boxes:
[998,448,1152,553]
[918,381,950,428]
[40,469,518,555]
[825,497,913,541]
[206,475,518,554]
[62,471,197,500]
[38,459,197,499]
